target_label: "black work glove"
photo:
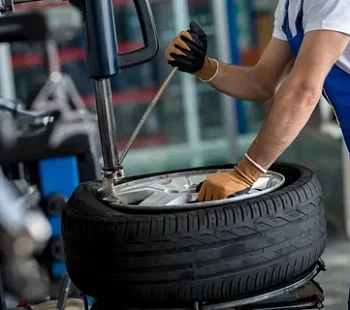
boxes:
[165,21,208,73]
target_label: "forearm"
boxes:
[247,81,321,169]
[209,62,273,103]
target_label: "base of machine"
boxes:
[89,260,326,310]
[0,259,327,310]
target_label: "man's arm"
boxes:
[165,22,293,104]
[247,30,350,169]
[209,37,293,103]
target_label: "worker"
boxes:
[165,0,350,202]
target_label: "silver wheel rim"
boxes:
[104,168,285,211]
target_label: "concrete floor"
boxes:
[317,235,350,310]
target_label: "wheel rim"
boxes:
[104,168,285,211]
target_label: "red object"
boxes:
[11,43,144,69]
[17,298,28,307]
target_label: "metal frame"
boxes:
[172,0,201,168]
[29,33,100,279]
[225,0,247,135]
[0,6,16,100]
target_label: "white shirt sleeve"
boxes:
[272,0,288,41]
[304,0,350,36]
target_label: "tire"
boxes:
[61,163,327,307]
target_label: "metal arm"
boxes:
[70,0,159,196]
[81,0,123,193]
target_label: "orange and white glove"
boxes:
[197,154,267,202]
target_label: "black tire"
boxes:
[61,163,326,307]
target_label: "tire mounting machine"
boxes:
[0,0,329,309]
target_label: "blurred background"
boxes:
[0,0,350,308]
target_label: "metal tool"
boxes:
[119,67,178,164]
[73,0,159,197]
[56,274,71,310]
[94,78,121,195]
[99,67,177,198]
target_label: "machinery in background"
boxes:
[0,1,102,301]
[0,160,51,303]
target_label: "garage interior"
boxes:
[0,0,349,309]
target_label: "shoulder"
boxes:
[304,0,350,35]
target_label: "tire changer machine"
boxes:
[0,0,329,309]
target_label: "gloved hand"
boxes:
[197,155,266,202]
[165,21,218,81]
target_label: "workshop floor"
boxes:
[317,233,350,310]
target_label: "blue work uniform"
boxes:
[282,0,350,152]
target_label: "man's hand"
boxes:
[165,21,218,81]
[197,156,265,201]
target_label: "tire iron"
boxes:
[118,67,178,165]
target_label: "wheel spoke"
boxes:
[138,191,191,206]
[147,183,182,193]
[169,175,206,191]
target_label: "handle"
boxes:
[73,0,159,78]
[118,0,159,69]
